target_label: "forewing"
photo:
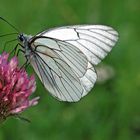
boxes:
[37,25,119,65]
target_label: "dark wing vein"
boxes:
[35,49,80,82]
[31,47,83,102]
[57,41,87,64]
[76,31,113,47]
[76,40,102,60]
[34,54,61,99]
[34,54,75,101]
[88,29,117,42]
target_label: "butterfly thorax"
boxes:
[18,33,33,59]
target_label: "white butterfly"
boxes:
[1,17,118,102]
[17,25,118,102]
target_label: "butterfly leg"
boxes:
[22,57,30,70]
[18,51,30,70]
[15,46,30,70]
[20,57,30,70]
[10,43,23,56]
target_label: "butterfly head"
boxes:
[18,33,26,43]
[18,33,32,43]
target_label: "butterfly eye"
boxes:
[18,34,24,42]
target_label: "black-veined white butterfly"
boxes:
[0,17,119,102]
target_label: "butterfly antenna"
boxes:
[0,16,20,33]
[0,32,18,37]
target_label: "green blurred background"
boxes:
[0,0,140,140]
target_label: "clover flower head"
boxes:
[0,52,39,122]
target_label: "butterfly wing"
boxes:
[30,25,118,101]
[30,37,97,101]
[37,25,119,65]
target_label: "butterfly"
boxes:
[0,17,119,102]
